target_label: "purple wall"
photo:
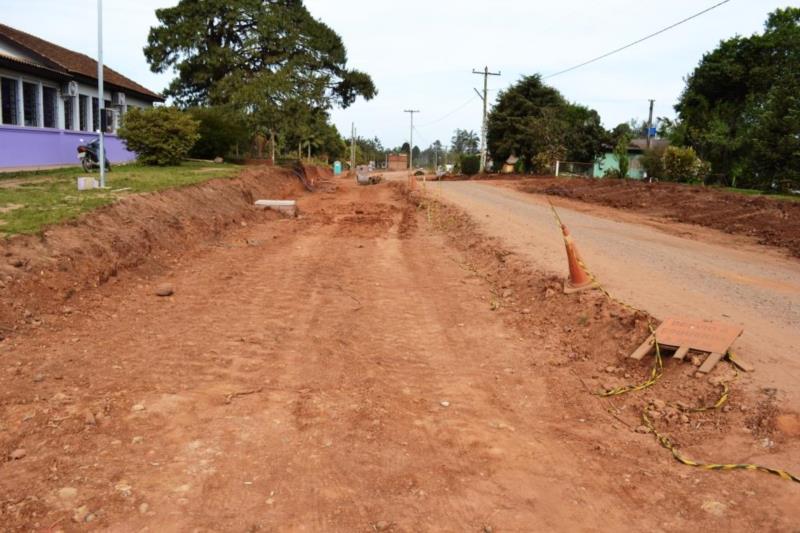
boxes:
[0,125,136,168]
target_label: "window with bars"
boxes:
[43,86,57,128]
[63,96,74,130]
[0,77,17,125]
[22,82,38,127]
[92,97,99,131]
[79,95,88,131]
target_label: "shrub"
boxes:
[613,134,631,179]
[662,146,709,184]
[641,145,666,179]
[460,154,480,176]
[118,107,200,166]
[188,106,249,160]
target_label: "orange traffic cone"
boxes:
[561,224,599,294]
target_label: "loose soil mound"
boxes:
[516,177,800,257]
[0,166,312,335]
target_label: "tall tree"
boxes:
[450,129,479,155]
[144,0,376,151]
[675,7,800,189]
[487,75,605,171]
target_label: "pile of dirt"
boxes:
[515,177,800,257]
[0,166,312,336]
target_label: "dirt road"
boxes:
[433,180,800,408]
[1,177,798,531]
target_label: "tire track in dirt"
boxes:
[1,180,798,531]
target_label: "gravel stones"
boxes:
[155,283,174,297]
[8,448,26,460]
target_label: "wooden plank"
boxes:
[729,354,755,373]
[673,346,690,361]
[630,335,656,361]
[698,352,725,374]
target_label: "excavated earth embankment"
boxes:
[0,165,329,337]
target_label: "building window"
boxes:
[63,97,74,130]
[0,77,18,125]
[92,96,99,131]
[79,95,88,131]
[42,86,57,128]
[22,81,38,127]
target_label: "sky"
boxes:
[1,0,796,149]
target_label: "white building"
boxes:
[0,23,163,169]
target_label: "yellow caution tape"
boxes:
[546,201,800,485]
[643,410,800,484]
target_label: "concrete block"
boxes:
[255,199,297,217]
[77,177,99,191]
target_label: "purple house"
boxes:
[0,23,163,170]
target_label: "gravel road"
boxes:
[434,180,800,406]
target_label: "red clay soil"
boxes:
[0,166,307,337]
[0,175,797,530]
[514,177,800,257]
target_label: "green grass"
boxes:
[721,187,800,202]
[0,161,240,235]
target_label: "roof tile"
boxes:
[0,23,163,101]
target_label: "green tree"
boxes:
[487,75,605,172]
[662,146,710,184]
[460,154,480,176]
[188,106,249,159]
[613,133,631,179]
[144,0,376,158]
[450,129,480,155]
[675,7,800,189]
[118,107,200,166]
[640,145,667,179]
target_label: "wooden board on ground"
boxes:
[628,318,746,374]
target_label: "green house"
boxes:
[592,139,668,179]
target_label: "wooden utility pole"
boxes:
[472,66,501,173]
[646,99,655,149]
[404,110,420,170]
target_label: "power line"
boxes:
[544,0,732,80]
[412,126,431,148]
[417,96,480,128]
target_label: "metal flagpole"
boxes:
[97,0,105,188]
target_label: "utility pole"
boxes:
[472,66,501,174]
[350,123,355,173]
[646,99,655,149]
[404,110,419,170]
[97,0,105,188]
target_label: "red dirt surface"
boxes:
[0,167,306,336]
[0,173,798,530]
[513,177,800,257]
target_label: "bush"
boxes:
[460,154,480,176]
[641,145,666,179]
[188,107,249,160]
[662,146,709,184]
[118,107,200,166]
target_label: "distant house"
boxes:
[501,155,519,174]
[0,23,163,170]
[387,153,408,171]
[593,138,669,179]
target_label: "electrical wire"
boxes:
[416,96,480,128]
[543,0,732,80]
